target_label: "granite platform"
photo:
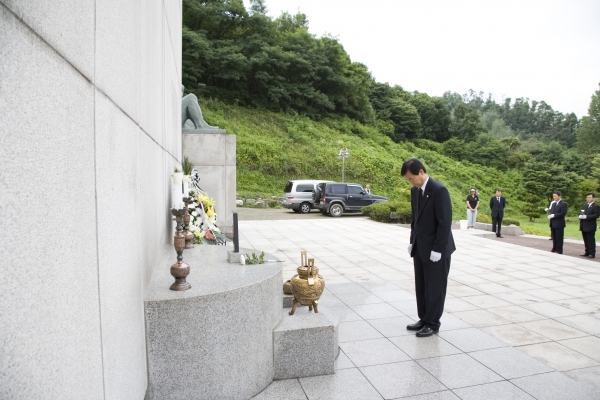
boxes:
[144,245,282,400]
[274,306,339,380]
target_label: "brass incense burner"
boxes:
[289,251,325,315]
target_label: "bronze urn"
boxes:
[289,254,325,315]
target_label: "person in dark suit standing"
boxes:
[548,190,568,254]
[401,159,456,338]
[579,193,599,258]
[490,189,506,238]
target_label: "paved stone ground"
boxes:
[237,207,598,263]
[236,209,600,400]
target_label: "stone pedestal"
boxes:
[182,132,236,236]
[273,306,339,380]
[144,246,282,400]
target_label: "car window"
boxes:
[296,184,314,193]
[284,181,293,192]
[330,184,346,194]
[348,185,363,194]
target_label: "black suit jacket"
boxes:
[410,178,456,261]
[550,200,568,228]
[580,202,600,232]
[490,196,506,218]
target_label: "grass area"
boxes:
[200,97,529,219]
[199,97,588,228]
[518,217,583,239]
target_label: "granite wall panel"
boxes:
[1,0,183,397]
[0,6,103,399]
[139,0,164,144]
[96,0,140,122]
[95,91,148,400]
[2,0,95,80]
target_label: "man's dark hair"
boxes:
[553,190,562,196]
[495,189,502,193]
[586,193,595,198]
[401,158,426,176]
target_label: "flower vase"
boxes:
[170,208,191,291]
[172,172,184,185]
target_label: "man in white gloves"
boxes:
[548,190,568,254]
[402,159,455,337]
[579,193,599,258]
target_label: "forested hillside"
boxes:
[183,0,600,220]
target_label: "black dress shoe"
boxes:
[557,252,562,254]
[551,250,557,253]
[580,254,589,257]
[406,321,425,331]
[416,326,438,337]
[497,235,503,238]
[588,255,595,259]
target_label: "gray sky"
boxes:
[247,0,600,117]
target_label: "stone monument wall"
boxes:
[0,1,182,398]
[183,133,237,235]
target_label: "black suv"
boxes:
[313,182,388,217]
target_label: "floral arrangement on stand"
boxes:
[187,190,229,245]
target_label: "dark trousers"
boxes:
[492,216,503,236]
[583,231,596,256]
[413,243,450,330]
[551,227,564,253]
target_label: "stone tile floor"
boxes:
[239,216,600,399]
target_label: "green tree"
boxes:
[521,161,551,220]
[576,84,600,156]
[449,104,483,141]
[387,99,421,142]
[407,93,451,142]
[441,91,463,112]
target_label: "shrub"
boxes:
[362,200,411,223]
[267,199,279,208]
[502,218,520,226]
[476,214,492,223]
[521,226,549,236]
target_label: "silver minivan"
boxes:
[281,180,333,213]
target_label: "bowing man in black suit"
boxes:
[490,189,506,238]
[401,159,456,338]
[548,190,568,254]
[579,193,599,258]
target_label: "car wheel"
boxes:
[299,202,311,214]
[329,204,343,217]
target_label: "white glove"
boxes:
[544,208,549,212]
[430,251,442,262]
[547,214,554,219]
[579,215,587,219]
[407,244,413,255]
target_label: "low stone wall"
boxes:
[145,245,282,400]
[475,222,525,236]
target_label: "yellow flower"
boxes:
[206,208,216,218]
